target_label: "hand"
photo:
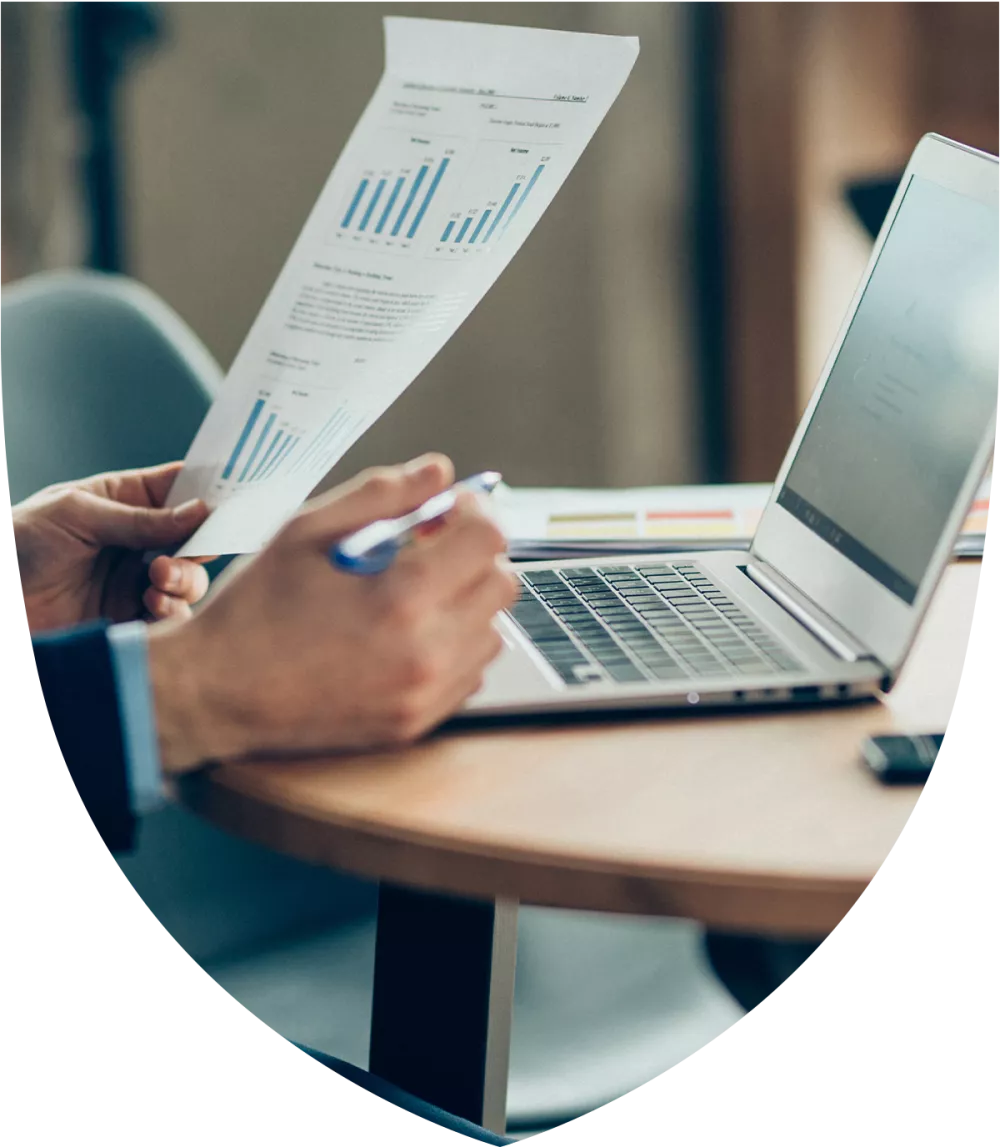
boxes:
[13,463,212,633]
[147,454,518,773]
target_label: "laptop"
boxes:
[465,133,998,718]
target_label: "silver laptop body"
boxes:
[465,134,998,718]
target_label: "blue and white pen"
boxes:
[331,471,503,575]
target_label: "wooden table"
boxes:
[181,561,980,1134]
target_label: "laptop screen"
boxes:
[777,174,998,604]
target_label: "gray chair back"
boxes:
[3,270,374,964]
[3,270,220,502]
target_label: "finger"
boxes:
[394,496,507,604]
[428,614,507,704]
[393,641,500,745]
[440,663,493,714]
[421,634,504,731]
[85,462,185,509]
[148,556,209,603]
[293,454,455,542]
[137,461,185,507]
[449,559,520,622]
[148,556,211,604]
[142,585,194,621]
[69,489,209,550]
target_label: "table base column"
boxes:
[369,884,518,1135]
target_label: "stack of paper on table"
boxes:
[494,475,991,561]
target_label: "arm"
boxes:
[32,621,167,851]
[24,455,517,845]
[16,461,213,849]
[145,458,518,773]
[32,622,137,852]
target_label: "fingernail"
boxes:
[171,498,204,522]
[163,563,181,591]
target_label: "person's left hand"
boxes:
[13,462,212,634]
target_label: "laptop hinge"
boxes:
[745,560,874,663]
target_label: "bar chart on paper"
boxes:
[433,141,555,257]
[331,131,457,251]
[217,388,326,489]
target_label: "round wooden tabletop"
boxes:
[180,562,980,937]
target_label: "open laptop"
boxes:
[466,133,998,718]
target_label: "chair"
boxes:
[3,270,377,968]
[3,270,743,1128]
[4,271,219,502]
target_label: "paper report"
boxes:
[170,18,639,556]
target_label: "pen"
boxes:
[330,470,503,575]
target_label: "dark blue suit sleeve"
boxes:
[32,621,136,853]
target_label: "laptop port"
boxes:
[792,685,821,700]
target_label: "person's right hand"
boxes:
[147,455,518,774]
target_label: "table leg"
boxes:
[369,885,519,1136]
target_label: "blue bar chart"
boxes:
[340,181,370,230]
[358,178,387,231]
[390,164,429,236]
[331,135,557,260]
[433,143,553,257]
[375,176,406,234]
[333,133,456,249]
[221,399,265,480]
[237,412,277,482]
[502,163,545,230]
[248,429,285,481]
[405,157,450,238]
[469,211,492,243]
[219,393,311,487]
[482,180,523,242]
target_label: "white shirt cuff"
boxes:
[107,621,165,815]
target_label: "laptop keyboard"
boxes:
[508,562,803,687]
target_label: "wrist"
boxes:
[146,617,243,774]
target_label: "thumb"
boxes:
[296,454,455,540]
[71,490,209,550]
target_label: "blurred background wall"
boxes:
[121,2,702,490]
[3,2,700,490]
[3,2,998,487]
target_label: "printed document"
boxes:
[170,17,639,555]
[493,475,990,560]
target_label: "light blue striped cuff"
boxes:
[107,621,165,815]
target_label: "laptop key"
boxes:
[516,566,805,682]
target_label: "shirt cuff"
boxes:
[107,621,165,815]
